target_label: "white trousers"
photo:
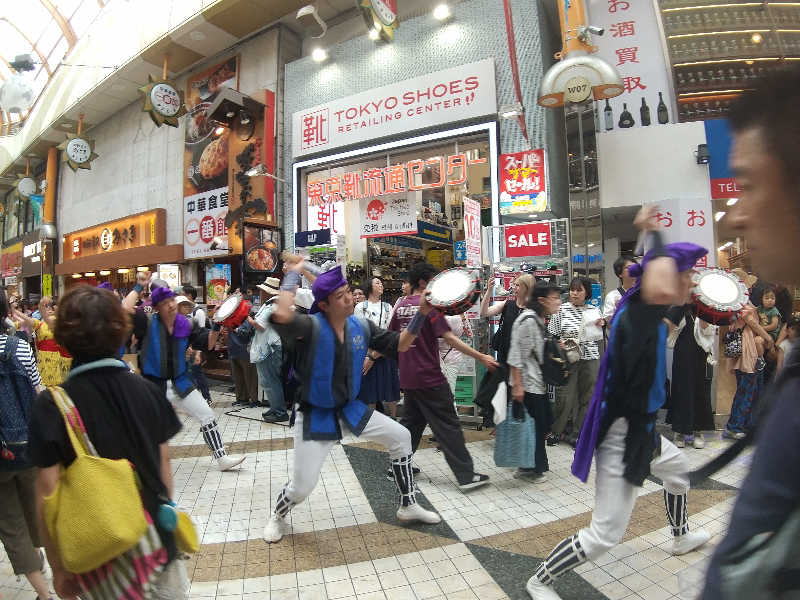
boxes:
[166,381,216,426]
[578,417,690,559]
[284,409,412,505]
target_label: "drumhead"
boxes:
[698,272,741,305]
[428,269,474,307]
[214,294,241,321]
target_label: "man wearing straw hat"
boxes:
[249,276,288,423]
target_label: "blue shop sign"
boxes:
[416,221,452,244]
[295,228,331,248]
[454,241,467,261]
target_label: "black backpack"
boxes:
[517,314,570,387]
[0,336,36,468]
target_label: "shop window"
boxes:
[3,194,21,243]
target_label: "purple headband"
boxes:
[310,265,348,314]
[628,242,708,278]
[150,286,175,307]
[97,282,113,291]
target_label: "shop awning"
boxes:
[54,244,184,276]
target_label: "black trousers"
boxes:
[402,383,475,484]
[230,357,259,403]
[521,392,552,474]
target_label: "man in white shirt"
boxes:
[602,256,638,321]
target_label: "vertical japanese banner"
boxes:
[183,56,239,258]
[586,0,675,131]
[646,197,716,268]
[463,197,482,267]
[183,186,230,259]
[498,149,547,215]
[358,197,418,238]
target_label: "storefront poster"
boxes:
[183,186,230,259]
[157,264,181,288]
[205,263,231,305]
[243,225,280,273]
[359,196,417,239]
[292,58,497,157]
[587,0,674,130]
[504,222,552,258]
[645,197,716,268]
[499,149,547,215]
[42,273,52,297]
[454,241,467,262]
[463,197,481,267]
[2,242,22,280]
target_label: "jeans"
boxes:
[256,347,286,416]
[190,361,211,401]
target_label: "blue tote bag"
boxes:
[494,401,537,469]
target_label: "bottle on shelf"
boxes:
[604,99,614,131]
[640,97,651,126]
[618,103,635,128]
[657,92,669,124]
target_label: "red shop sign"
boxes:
[504,223,552,258]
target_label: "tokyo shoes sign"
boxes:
[292,59,497,157]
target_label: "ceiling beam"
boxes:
[40,0,78,48]
[0,17,53,76]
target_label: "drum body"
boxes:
[426,268,481,316]
[691,267,748,325]
[214,294,252,328]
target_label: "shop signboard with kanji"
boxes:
[359,196,417,238]
[463,197,481,267]
[292,59,496,157]
[63,210,163,260]
[587,0,675,131]
[504,222,552,258]
[645,197,716,268]
[183,186,230,259]
[499,149,547,215]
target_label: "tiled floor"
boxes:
[0,384,748,600]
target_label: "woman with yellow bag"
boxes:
[28,286,195,599]
[13,296,72,386]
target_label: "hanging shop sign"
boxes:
[295,228,331,248]
[359,196,417,239]
[587,0,674,131]
[42,273,52,296]
[454,241,467,261]
[64,210,162,260]
[463,197,482,267]
[645,197,716,268]
[183,186,230,259]
[307,151,488,206]
[22,232,52,278]
[499,149,548,215]
[416,220,453,244]
[292,58,497,157]
[1,242,22,279]
[243,225,280,273]
[139,75,187,128]
[58,133,98,172]
[504,222,552,258]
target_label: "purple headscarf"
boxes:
[571,242,707,482]
[97,282,113,291]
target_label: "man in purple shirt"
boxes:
[389,263,498,491]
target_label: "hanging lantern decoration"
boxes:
[57,114,99,172]
[138,56,186,128]
[0,72,36,115]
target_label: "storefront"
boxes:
[21,230,55,300]
[55,209,183,292]
[2,241,22,298]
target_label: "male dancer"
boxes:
[263,261,441,542]
[526,207,710,599]
[123,273,245,471]
[390,262,498,491]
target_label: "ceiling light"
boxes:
[715,211,726,222]
[189,30,206,41]
[311,47,328,62]
[751,32,763,44]
[84,272,96,277]
[99,270,111,276]
[433,4,451,20]
[368,28,380,40]
[727,198,739,206]
[117,268,130,274]
[136,266,149,272]
[72,273,82,279]
[60,122,72,129]
[214,125,226,136]
[718,241,733,251]
[746,60,755,65]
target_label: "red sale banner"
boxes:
[504,222,552,258]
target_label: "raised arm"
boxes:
[634,205,680,306]
[122,271,151,313]
[479,272,505,318]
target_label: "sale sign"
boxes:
[463,197,481,268]
[504,222,552,258]
[359,196,417,238]
[499,149,547,215]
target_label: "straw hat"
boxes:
[257,277,281,296]
[174,295,194,306]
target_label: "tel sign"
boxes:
[504,223,552,257]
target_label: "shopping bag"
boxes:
[493,401,537,469]
[491,381,507,425]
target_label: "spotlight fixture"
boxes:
[117,268,130,274]
[99,270,111,276]
[695,143,710,164]
[715,211,726,222]
[214,125,226,136]
[727,198,739,206]
[368,28,380,40]
[751,32,763,44]
[245,163,288,182]
[210,236,224,251]
[136,266,149,272]
[718,241,733,251]
[72,273,82,279]
[311,47,328,62]
[239,110,251,125]
[433,4,451,21]
[84,272,96,277]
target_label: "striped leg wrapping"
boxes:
[535,534,586,585]
[391,454,417,507]
[274,490,296,518]
[664,491,689,537]
[200,420,226,459]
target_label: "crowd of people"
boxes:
[0,68,798,600]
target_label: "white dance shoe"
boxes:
[396,504,441,524]
[670,529,711,555]
[526,576,563,600]
[263,515,286,543]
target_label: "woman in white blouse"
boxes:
[548,276,604,446]
[355,278,400,417]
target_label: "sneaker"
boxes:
[546,434,559,447]
[263,413,290,423]
[669,529,711,556]
[263,515,286,543]
[526,575,563,599]
[693,433,706,449]
[216,455,246,471]
[513,470,548,484]
[385,465,421,481]
[458,473,490,491]
[232,399,249,407]
[262,409,276,418]
[674,433,685,448]
[722,429,746,440]
[755,357,766,371]
[396,504,441,524]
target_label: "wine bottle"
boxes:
[640,97,651,126]
[618,103,635,128]
[604,99,614,131]
[657,92,669,124]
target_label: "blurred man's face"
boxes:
[729,127,800,283]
